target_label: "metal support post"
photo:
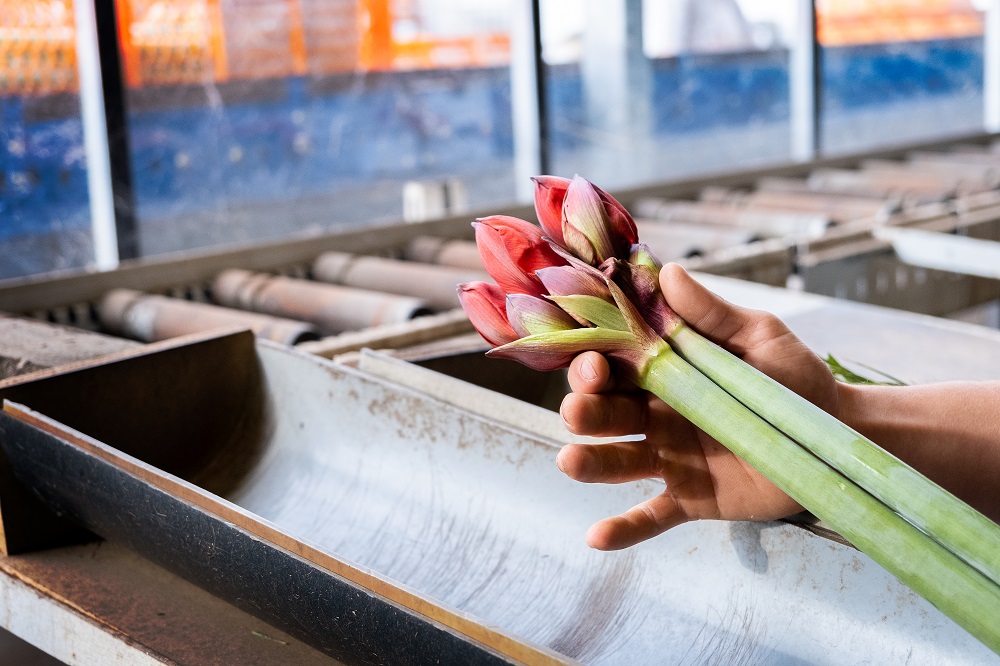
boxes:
[93,0,140,260]
[73,0,119,269]
[581,0,651,185]
[791,0,820,161]
[511,0,548,202]
[986,0,1000,133]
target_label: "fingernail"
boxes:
[559,402,573,430]
[581,357,597,382]
[555,447,568,473]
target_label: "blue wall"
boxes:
[0,37,985,247]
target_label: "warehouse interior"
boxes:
[1,0,1000,663]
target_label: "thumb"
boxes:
[659,263,765,356]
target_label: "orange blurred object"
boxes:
[358,0,509,72]
[0,0,512,95]
[0,0,78,97]
[817,0,985,46]
[117,0,360,87]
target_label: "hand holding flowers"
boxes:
[457,174,1000,653]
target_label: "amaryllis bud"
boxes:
[506,294,579,337]
[487,327,643,372]
[473,215,567,297]
[457,282,519,346]
[562,176,638,265]
[531,175,570,245]
[629,243,662,272]
[536,266,612,301]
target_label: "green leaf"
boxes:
[825,354,907,386]
[548,295,628,331]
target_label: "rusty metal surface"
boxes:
[0,542,339,666]
[0,314,138,380]
[311,252,487,311]
[98,289,319,345]
[213,270,431,334]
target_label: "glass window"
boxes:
[117,0,517,257]
[818,0,986,154]
[0,0,93,279]
[541,0,798,190]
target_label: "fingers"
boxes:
[556,441,657,483]
[566,352,613,394]
[585,493,690,550]
[659,262,767,356]
[560,392,648,437]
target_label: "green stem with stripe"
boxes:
[636,340,1000,653]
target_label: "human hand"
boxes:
[557,263,840,550]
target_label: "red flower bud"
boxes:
[473,215,567,298]
[457,281,520,346]
[531,175,571,246]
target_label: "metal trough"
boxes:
[0,332,992,664]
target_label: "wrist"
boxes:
[834,381,874,437]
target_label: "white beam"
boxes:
[510,0,543,202]
[73,0,119,270]
[790,0,817,161]
[874,227,1000,280]
[985,0,1000,132]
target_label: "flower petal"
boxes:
[563,176,617,264]
[605,275,663,353]
[531,176,570,246]
[595,183,638,254]
[506,294,579,337]
[486,327,641,371]
[474,216,567,297]
[536,266,612,301]
[548,295,627,331]
[608,259,681,339]
[457,282,520,346]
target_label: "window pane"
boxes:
[0,0,93,279]
[542,0,797,191]
[818,0,986,154]
[118,0,517,257]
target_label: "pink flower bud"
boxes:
[561,176,638,265]
[457,282,520,346]
[505,293,579,337]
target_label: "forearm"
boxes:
[838,381,1000,522]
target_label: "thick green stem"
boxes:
[637,343,1000,653]
[666,322,1000,588]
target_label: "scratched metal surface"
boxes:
[225,342,997,665]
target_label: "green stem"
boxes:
[667,322,1000,589]
[637,343,1000,653]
